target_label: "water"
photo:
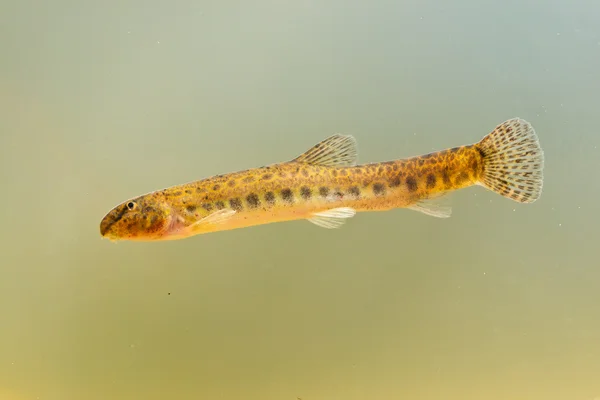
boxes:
[1,1,599,399]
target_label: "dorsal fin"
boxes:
[292,134,358,167]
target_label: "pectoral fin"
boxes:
[183,208,237,234]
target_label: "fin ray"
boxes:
[408,199,452,218]
[476,118,544,203]
[308,207,356,229]
[195,208,236,226]
[293,134,358,167]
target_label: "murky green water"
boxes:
[2,1,599,399]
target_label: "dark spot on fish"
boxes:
[186,205,196,213]
[215,201,225,210]
[441,169,451,186]
[390,176,401,187]
[426,174,436,188]
[373,183,386,196]
[173,191,182,196]
[340,169,348,176]
[333,189,343,199]
[301,169,309,177]
[418,159,425,166]
[319,187,329,197]
[229,198,243,210]
[392,164,398,171]
[348,186,360,197]
[265,191,275,204]
[185,189,192,194]
[196,187,206,193]
[202,203,213,211]
[300,186,312,200]
[228,180,236,187]
[456,171,469,185]
[476,146,486,158]
[262,173,273,180]
[281,188,294,203]
[406,176,418,192]
[213,184,220,191]
[242,176,255,183]
[246,193,260,208]
[332,170,338,177]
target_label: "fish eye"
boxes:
[127,201,136,210]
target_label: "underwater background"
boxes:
[1,1,599,399]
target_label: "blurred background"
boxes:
[1,1,599,399]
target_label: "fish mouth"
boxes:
[99,212,176,242]
[99,219,119,241]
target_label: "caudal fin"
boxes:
[476,118,544,203]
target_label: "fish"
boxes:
[99,117,544,242]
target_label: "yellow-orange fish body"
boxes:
[100,118,544,241]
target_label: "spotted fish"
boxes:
[100,118,544,241]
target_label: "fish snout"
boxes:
[99,206,125,239]
[99,214,111,237]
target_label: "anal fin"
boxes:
[308,207,356,229]
[407,199,452,218]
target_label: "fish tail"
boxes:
[475,118,544,203]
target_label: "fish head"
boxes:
[100,194,173,241]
